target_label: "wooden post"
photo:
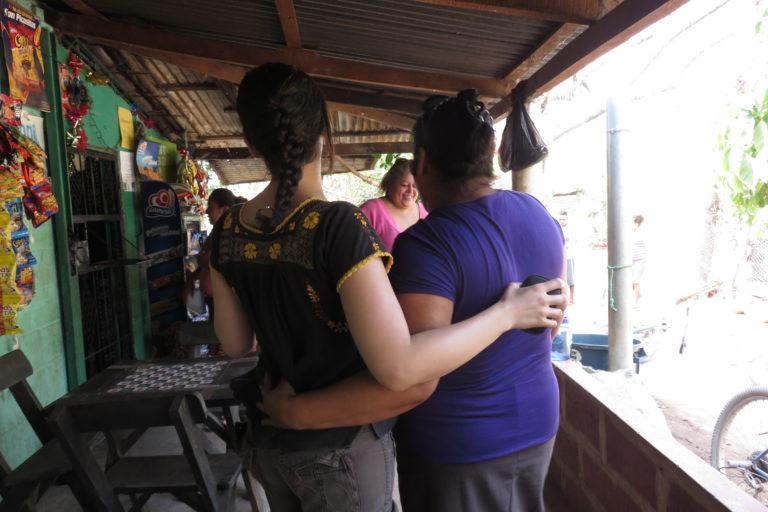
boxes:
[606,95,633,371]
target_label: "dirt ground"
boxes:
[627,294,768,503]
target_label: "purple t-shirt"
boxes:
[390,190,563,464]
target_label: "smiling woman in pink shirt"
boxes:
[361,158,428,250]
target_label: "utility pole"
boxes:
[606,96,633,371]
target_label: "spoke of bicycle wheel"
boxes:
[717,396,768,504]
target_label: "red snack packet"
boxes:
[23,179,60,227]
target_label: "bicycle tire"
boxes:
[710,387,768,502]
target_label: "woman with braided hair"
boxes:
[209,64,566,511]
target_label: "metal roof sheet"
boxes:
[295,0,557,78]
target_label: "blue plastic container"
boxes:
[571,334,643,370]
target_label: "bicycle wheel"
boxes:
[710,387,768,505]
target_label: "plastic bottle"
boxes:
[551,313,571,361]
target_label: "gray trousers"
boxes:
[244,426,396,512]
[397,437,556,512]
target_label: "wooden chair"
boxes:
[47,392,242,512]
[0,350,93,512]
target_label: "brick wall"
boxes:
[549,362,767,512]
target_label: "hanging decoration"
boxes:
[85,68,110,86]
[175,147,208,215]
[59,52,91,151]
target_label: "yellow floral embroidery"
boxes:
[306,283,320,303]
[223,213,233,230]
[354,211,368,227]
[302,211,320,230]
[373,242,381,252]
[243,243,257,260]
[269,242,282,260]
[234,225,241,234]
[289,221,296,231]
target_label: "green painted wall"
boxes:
[52,43,179,360]
[0,2,68,470]
[0,207,68,468]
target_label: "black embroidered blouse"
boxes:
[210,198,393,451]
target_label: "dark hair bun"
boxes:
[413,89,495,184]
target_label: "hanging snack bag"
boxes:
[23,179,59,227]
[15,263,34,307]
[0,209,11,251]
[0,166,24,201]
[11,230,35,267]
[5,198,24,233]
[0,285,22,335]
[0,251,16,286]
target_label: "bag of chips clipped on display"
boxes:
[0,165,24,201]
[11,230,35,267]
[15,262,34,306]
[0,250,15,285]
[23,179,59,227]
[0,285,22,335]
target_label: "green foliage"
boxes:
[718,89,768,227]
[718,10,768,229]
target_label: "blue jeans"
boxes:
[244,425,395,512]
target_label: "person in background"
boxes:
[558,210,576,303]
[209,64,566,512]
[361,158,428,250]
[259,89,568,512]
[198,188,237,311]
[632,214,647,305]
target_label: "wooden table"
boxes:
[66,356,257,403]
[59,356,262,510]
[64,356,258,449]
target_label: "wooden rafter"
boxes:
[275,0,302,48]
[489,0,689,120]
[327,102,415,131]
[501,23,586,86]
[195,141,412,160]
[164,83,220,92]
[334,156,380,186]
[321,85,424,116]
[413,0,601,24]
[44,10,509,98]
[60,0,108,20]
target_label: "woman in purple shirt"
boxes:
[260,89,566,512]
[390,90,565,511]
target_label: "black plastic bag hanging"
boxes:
[498,81,548,172]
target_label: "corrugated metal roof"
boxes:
[52,0,285,48]
[212,156,375,185]
[296,0,557,78]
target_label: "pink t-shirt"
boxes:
[360,197,428,251]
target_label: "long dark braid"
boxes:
[236,63,333,229]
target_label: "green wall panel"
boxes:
[0,223,67,469]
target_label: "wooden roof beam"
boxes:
[327,102,415,131]
[44,9,509,98]
[164,82,220,92]
[196,141,412,160]
[60,0,108,20]
[489,0,689,120]
[500,23,586,86]
[275,0,302,48]
[413,0,602,25]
